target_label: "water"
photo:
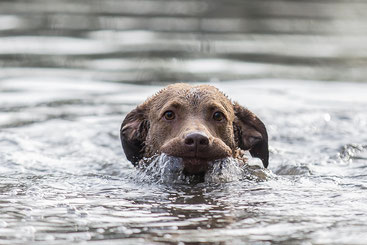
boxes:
[1,0,367,83]
[1,78,367,244]
[1,0,367,244]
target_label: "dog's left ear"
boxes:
[233,103,269,168]
[120,106,149,165]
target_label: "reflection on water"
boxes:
[1,0,367,82]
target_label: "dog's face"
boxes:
[121,83,268,174]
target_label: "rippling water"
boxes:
[1,0,367,244]
[1,78,367,244]
[1,0,367,82]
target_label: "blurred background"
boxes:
[1,0,367,84]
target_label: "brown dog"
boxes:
[120,83,268,175]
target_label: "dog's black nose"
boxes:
[184,132,209,151]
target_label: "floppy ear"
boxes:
[120,106,149,165]
[233,103,269,168]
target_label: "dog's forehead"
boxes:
[180,86,220,101]
[168,84,229,102]
[148,84,233,111]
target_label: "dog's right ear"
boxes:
[120,106,149,165]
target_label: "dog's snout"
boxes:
[184,132,209,150]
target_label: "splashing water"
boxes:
[133,154,274,184]
[206,157,274,183]
[134,154,185,183]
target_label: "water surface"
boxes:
[1,0,367,244]
[1,78,367,244]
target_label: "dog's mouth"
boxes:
[181,157,211,175]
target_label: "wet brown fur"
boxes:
[120,83,269,174]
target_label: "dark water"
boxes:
[1,1,367,244]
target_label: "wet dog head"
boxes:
[120,83,268,174]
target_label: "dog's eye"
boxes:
[213,111,225,121]
[164,111,175,120]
